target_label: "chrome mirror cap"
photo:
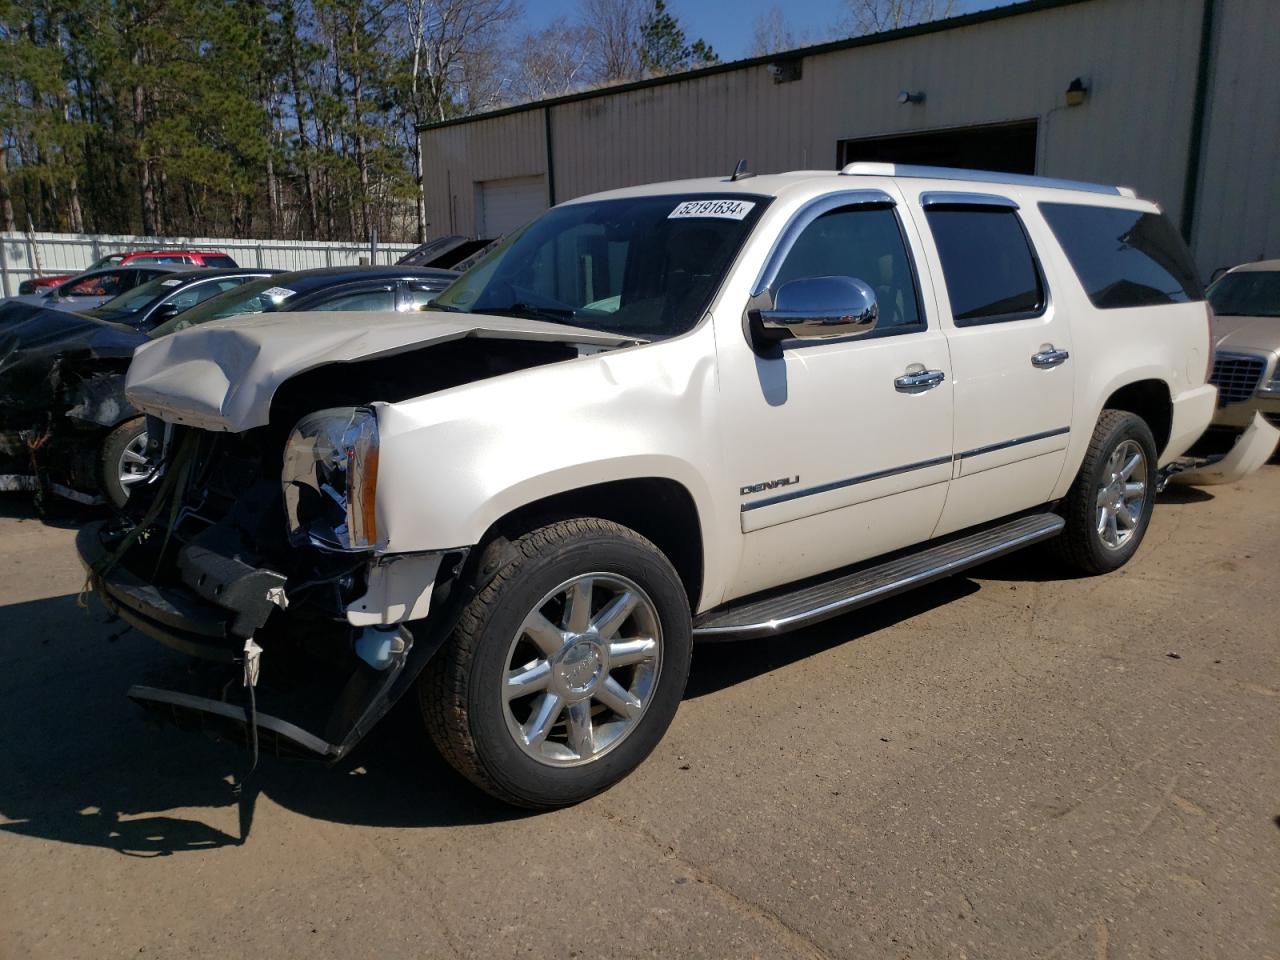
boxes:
[755,276,879,342]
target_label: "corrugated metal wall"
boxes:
[0,231,416,298]
[1191,0,1280,275]
[421,0,1278,276]
[421,109,548,238]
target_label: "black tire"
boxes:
[1053,410,1158,575]
[420,518,692,809]
[100,418,150,510]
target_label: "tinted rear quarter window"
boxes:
[203,255,239,268]
[924,207,1046,324]
[1039,203,1204,308]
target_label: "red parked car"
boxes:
[17,249,239,295]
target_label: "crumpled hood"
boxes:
[125,309,634,433]
[1213,314,1280,356]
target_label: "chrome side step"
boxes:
[693,512,1064,640]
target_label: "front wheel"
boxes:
[420,518,692,809]
[1053,410,1158,574]
[100,418,154,510]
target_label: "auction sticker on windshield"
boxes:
[668,199,755,220]
[262,286,296,300]
[160,279,183,286]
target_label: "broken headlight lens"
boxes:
[282,407,381,551]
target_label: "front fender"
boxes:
[369,328,736,609]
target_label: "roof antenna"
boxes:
[729,159,755,182]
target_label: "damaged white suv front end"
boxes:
[77,306,657,761]
[78,187,757,777]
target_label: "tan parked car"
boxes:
[1207,260,1280,435]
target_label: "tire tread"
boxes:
[421,517,666,808]
[1052,409,1155,574]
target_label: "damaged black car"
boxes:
[1,265,458,509]
[0,269,274,507]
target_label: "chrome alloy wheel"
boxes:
[1095,438,1148,550]
[118,430,154,489]
[502,573,662,767]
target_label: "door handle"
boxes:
[1031,348,1070,368]
[894,369,947,392]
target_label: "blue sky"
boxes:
[522,0,1019,62]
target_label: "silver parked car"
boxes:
[1207,259,1280,435]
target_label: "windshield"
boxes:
[431,194,768,338]
[149,275,303,337]
[1208,270,1280,318]
[86,276,179,321]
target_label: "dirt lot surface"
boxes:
[1,469,1278,960]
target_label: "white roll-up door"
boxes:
[475,176,548,237]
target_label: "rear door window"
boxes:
[63,271,128,297]
[167,277,252,310]
[1038,203,1204,308]
[924,207,1046,325]
[309,286,397,312]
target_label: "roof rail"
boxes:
[838,162,1137,198]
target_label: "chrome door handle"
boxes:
[1031,348,1070,368]
[894,369,946,392]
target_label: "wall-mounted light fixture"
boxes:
[768,58,802,83]
[1065,77,1089,106]
[897,90,925,105]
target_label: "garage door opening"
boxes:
[475,175,548,237]
[838,120,1038,174]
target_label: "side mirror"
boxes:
[150,302,181,323]
[748,276,878,350]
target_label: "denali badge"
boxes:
[740,475,799,496]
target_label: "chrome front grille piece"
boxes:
[1210,352,1267,407]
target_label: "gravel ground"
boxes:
[1,468,1277,960]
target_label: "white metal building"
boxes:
[418,0,1278,277]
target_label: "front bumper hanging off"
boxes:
[1161,412,1279,489]
[77,520,460,762]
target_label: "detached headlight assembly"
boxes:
[282,407,381,551]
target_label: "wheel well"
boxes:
[485,478,704,607]
[1104,380,1172,455]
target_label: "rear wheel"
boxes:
[420,518,692,809]
[100,418,153,509]
[1054,410,1157,574]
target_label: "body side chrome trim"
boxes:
[741,454,953,511]
[956,426,1071,461]
[739,428,1069,513]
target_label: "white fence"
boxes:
[0,231,419,297]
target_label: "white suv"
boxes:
[80,164,1270,808]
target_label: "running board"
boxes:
[693,512,1064,640]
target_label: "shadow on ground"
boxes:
[0,537,1120,854]
[0,491,102,528]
